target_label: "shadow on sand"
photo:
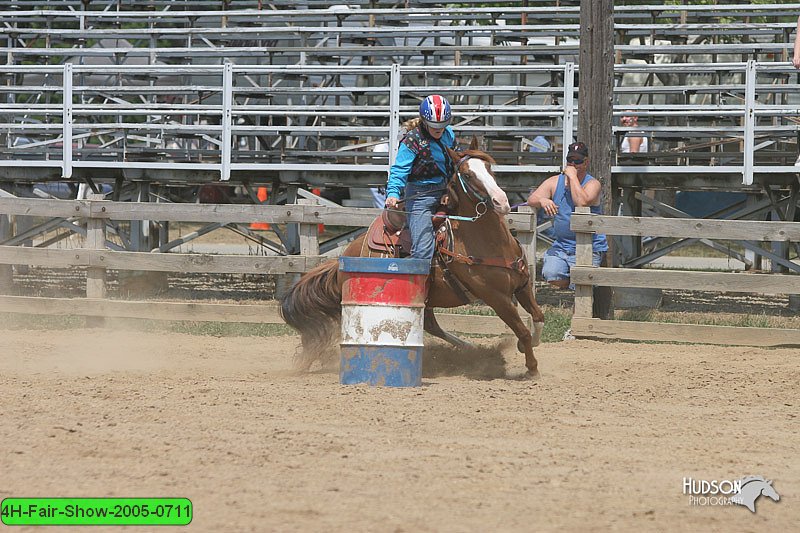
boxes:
[422,338,512,380]
[298,337,517,381]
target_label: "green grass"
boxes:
[0,306,573,342]
[170,321,295,337]
[541,307,572,343]
[617,309,785,329]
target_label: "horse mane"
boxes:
[740,475,769,486]
[457,149,496,165]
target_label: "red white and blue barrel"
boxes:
[339,257,429,387]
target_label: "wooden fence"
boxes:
[0,196,537,336]
[570,207,800,346]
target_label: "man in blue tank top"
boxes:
[526,141,608,289]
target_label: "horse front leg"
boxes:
[423,308,478,350]
[481,294,539,378]
[515,282,545,347]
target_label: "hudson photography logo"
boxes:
[683,476,780,513]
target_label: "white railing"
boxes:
[1,61,799,185]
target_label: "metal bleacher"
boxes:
[1,1,800,196]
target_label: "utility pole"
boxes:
[579,0,614,319]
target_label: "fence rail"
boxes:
[570,208,800,347]
[0,196,536,336]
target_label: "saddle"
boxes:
[366,205,450,258]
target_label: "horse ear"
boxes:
[469,136,480,151]
[446,146,460,163]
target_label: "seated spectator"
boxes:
[620,114,648,153]
[526,141,608,290]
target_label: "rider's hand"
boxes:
[385,197,399,209]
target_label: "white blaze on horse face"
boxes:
[467,158,510,215]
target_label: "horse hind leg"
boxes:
[424,309,477,350]
[515,282,545,348]
[481,293,539,378]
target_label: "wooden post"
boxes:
[516,205,537,296]
[579,0,614,319]
[13,184,33,275]
[0,213,12,293]
[298,198,320,257]
[86,193,107,327]
[784,182,799,311]
[573,207,593,319]
[275,197,316,300]
[613,186,642,265]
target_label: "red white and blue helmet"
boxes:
[419,94,452,129]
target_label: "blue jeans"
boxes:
[542,247,604,290]
[405,181,443,260]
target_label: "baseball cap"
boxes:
[567,141,589,160]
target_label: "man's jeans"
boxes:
[542,247,604,290]
[405,181,443,260]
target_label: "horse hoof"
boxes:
[524,369,540,381]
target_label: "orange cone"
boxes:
[312,188,325,233]
[250,187,270,230]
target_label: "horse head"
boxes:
[732,476,781,513]
[760,479,780,502]
[445,137,510,216]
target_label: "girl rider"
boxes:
[384,94,459,261]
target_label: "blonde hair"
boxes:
[401,117,421,132]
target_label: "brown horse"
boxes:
[280,138,545,377]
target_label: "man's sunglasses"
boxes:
[567,158,585,165]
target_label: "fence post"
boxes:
[573,206,593,319]
[86,193,107,300]
[86,193,107,327]
[0,213,11,293]
[298,198,320,256]
[275,199,315,300]
[516,205,537,296]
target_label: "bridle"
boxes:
[452,154,491,221]
[436,152,530,278]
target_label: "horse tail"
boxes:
[280,260,342,370]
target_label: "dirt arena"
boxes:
[1,328,796,531]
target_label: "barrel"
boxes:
[339,257,429,387]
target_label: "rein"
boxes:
[384,149,530,274]
[438,153,529,273]
[386,153,491,223]
[438,245,529,273]
[387,186,483,222]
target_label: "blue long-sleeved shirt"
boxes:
[386,126,457,200]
